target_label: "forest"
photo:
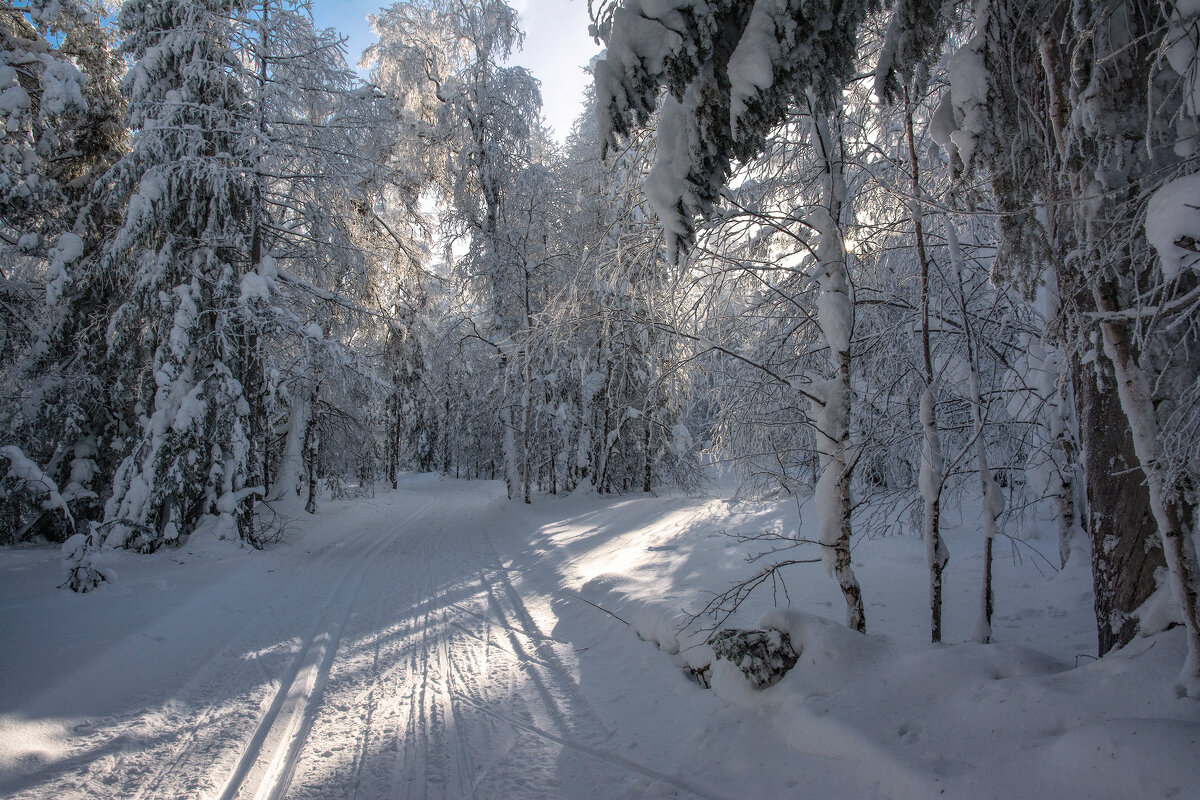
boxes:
[2,0,1200,742]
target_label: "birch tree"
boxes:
[369,0,543,500]
[879,0,1200,688]
[592,0,878,630]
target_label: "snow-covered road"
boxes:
[0,477,752,799]
[277,481,716,800]
[5,474,1199,800]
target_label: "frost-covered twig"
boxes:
[684,558,821,635]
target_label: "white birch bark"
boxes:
[810,105,865,633]
[946,218,1002,643]
[909,97,947,642]
[271,392,309,502]
[502,370,520,500]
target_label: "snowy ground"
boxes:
[1,473,1198,799]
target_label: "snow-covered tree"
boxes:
[555,99,702,496]
[877,0,1200,692]
[593,0,885,631]
[0,1,124,253]
[592,0,878,262]
[230,0,396,513]
[98,0,263,554]
[0,1,124,552]
[368,0,545,500]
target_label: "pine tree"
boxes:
[101,0,261,552]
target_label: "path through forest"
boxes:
[5,474,1198,800]
[0,476,828,800]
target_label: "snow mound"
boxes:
[1145,171,1200,280]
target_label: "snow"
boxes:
[0,82,30,116]
[815,276,851,355]
[2,474,1198,799]
[580,369,606,402]
[592,0,686,144]
[644,94,697,262]
[171,382,206,433]
[668,422,692,456]
[1145,171,1200,281]
[46,231,87,305]
[0,445,73,528]
[727,0,781,139]
[945,23,990,168]
[36,55,84,117]
[48,232,83,264]
[1166,1,1200,127]
[239,272,272,304]
[168,283,198,360]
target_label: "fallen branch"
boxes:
[573,594,630,625]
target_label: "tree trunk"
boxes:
[944,214,1003,643]
[500,356,519,500]
[829,367,866,634]
[522,350,532,504]
[810,104,865,633]
[1073,346,1163,654]
[386,393,400,490]
[1095,281,1200,691]
[643,418,652,493]
[908,96,947,642]
[272,390,309,501]
[303,414,319,515]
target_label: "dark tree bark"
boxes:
[1074,348,1164,654]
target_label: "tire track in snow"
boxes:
[389,535,480,800]
[215,501,425,800]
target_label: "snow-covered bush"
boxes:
[708,627,800,689]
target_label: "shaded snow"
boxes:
[1,474,1198,799]
[727,0,781,139]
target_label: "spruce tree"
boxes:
[101,0,261,551]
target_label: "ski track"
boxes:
[5,481,721,799]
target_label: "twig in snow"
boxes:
[573,594,629,625]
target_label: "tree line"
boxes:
[2,0,1199,692]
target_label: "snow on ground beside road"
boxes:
[1,473,1198,799]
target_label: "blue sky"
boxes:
[309,0,599,143]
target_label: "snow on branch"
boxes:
[593,0,876,260]
[1,445,74,528]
